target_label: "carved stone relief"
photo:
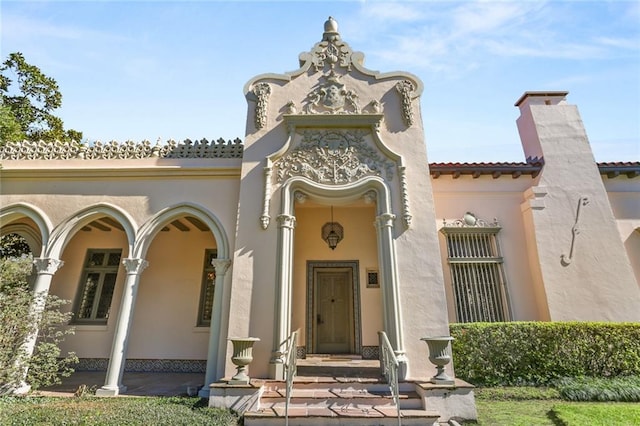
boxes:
[253,83,271,130]
[275,130,394,185]
[303,71,360,115]
[395,80,415,127]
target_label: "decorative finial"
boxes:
[323,16,340,42]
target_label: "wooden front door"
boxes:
[314,268,353,353]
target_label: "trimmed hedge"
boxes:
[449,322,640,386]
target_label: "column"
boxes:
[14,258,64,394]
[199,259,231,398]
[375,213,408,379]
[96,258,148,396]
[269,214,296,380]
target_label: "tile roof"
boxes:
[429,159,640,179]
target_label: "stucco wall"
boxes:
[432,175,541,321]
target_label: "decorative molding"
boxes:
[362,346,380,360]
[75,358,207,373]
[253,83,271,130]
[122,258,149,275]
[0,138,244,160]
[398,166,412,228]
[32,258,64,275]
[561,196,590,266]
[395,80,415,127]
[303,71,360,115]
[363,190,377,204]
[275,130,394,185]
[442,212,500,231]
[261,166,273,229]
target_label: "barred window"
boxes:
[73,249,122,324]
[441,213,511,323]
[197,249,217,326]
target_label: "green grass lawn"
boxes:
[0,396,240,426]
[470,387,640,425]
[2,388,640,425]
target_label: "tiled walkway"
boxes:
[39,371,205,397]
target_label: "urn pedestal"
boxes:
[228,337,260,385]
[421,336,455,385]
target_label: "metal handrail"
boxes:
[284,329,299,426]
[378,331,401,426]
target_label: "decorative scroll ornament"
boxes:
[395,80,415,127]
[303,71,360,115]
[275,130,395,185]
[561,196,589,266]
[308,17,354,72]
[0,139,243,160]
[253,83,271,130]
[443,212,500,228]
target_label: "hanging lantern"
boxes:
[322,206,343,250]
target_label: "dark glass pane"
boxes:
[88,252,105,267]
[201,272,215,322]
[78,273,99,318]
[96,273,117,319]
[107,252,122,266]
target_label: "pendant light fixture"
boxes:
[322,206,343,250]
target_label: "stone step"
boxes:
[296,358,381,379]
[244,407,440,426]
[259,390,423,410]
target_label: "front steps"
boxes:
[244,376,440,425]
[209,358,477,425]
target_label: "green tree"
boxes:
[0,52,82,144]
[0,234,31,258]
[0,252,77,394]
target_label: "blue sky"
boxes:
[2,1,639,162]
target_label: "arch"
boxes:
[0,202,53,256]
[133,202,230,260]
[270,174,407,379]
[45,203,137,260]
[281,175,392,216]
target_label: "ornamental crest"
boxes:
[304,72,360,114]
[275,130,394,184]
[307,17,353,72]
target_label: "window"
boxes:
[73,249,122,324]
[441,213,510,323]
[197,249,217,326]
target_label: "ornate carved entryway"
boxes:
[307,261,361,355]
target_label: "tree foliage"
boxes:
[0,254,77,394]
[1,52,82,144]
[0,233,32,258]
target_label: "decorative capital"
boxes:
[32,258,64,275]
[211,259,232,276]
[122,258,149,274]
[277,214,297,229]
[375,213,396,229]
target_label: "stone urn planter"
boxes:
[228,337,260,385]
[421,336,455,384]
